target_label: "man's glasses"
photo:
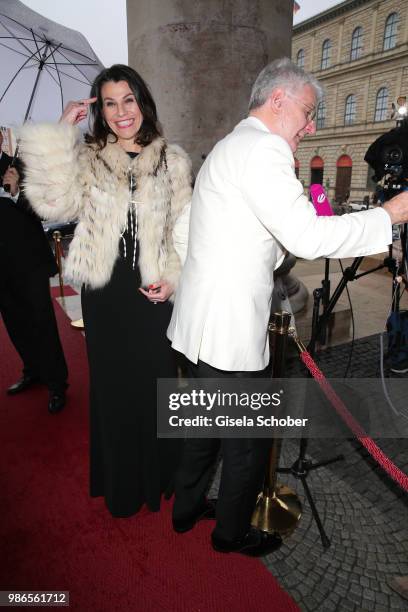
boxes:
[285,92,316,123]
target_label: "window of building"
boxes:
[294,158,300,179]
[316,100,326,129]
[335,155,352,203]
[374,87,389,121]
[321,39,331,69]
[296,49,305,69]
[350,26,363,60]
[383,13,399,50]
[310,156,324,185]
[344,94,356,125]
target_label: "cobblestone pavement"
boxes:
[263,435,408,612]
[210,333,408,612]
[266,333,408,612]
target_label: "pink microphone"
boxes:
[309,184,333,217]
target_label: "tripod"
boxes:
[278,283,344,548]
[316,247,403,345]
[278,245,402,548]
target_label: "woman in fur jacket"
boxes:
[19,65,193,518]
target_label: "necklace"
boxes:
[120,167,139,269]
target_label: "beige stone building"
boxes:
[292,0,408,203]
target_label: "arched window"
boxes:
[296,49,305,69]
[337,155,352,168]
[383,13,399,50]
[375,87,389,121]
[344,94,356,125]
[321,39,331,69]
[310,156,324,185]
[316,100,326,129]
[335,155,352,203]
[294,158,300,179]
[350,26,363,60]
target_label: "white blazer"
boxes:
[167,116,392,371]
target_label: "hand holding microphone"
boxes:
[309,183,408,225]
[309,184,334,217]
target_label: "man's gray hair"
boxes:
[249,57,323,111]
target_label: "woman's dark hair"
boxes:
[87,64,162,148]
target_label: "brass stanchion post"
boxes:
[52,230,64,298]
[251,311,302,536]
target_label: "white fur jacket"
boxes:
[19,123,192,293]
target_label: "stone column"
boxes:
[127,0,293,173]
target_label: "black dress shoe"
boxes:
[211,527,282,557]
[48,391,66,414]
[173,499,217,533]
[7,375,39,395]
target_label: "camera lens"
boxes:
[382,145,403,164]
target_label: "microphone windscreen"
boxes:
[310,184,334,217]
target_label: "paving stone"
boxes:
[363,587,376,602]
[344,598,360,611]
[322,600,338,612]
[350,583,362,597]
[365,569,376,579]
[375,592,390,606]
[347,590,362,605]
[334,585,348,598]
[390,599,407,610]
[359,576,370,588]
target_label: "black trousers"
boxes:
[0,269,68,393]
[173,359,271,542]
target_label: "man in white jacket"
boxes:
[168,58,408,556]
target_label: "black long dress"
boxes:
[81,155,180,518]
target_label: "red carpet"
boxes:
[0,286,299,611]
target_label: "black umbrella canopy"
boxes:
[0,0,104,127]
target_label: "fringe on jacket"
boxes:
[19,123,192,295]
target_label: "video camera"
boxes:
[364,109,408,202]
[364,105,408,373]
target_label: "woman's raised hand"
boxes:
[59,97,97,125]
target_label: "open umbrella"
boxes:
[0,0,104,128]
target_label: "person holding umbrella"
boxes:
[19,65,192,518]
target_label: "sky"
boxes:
[294,0,345,25]
[22,0,128,66]
[21,1,345,65]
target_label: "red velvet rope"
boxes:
[300,350,408,492]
